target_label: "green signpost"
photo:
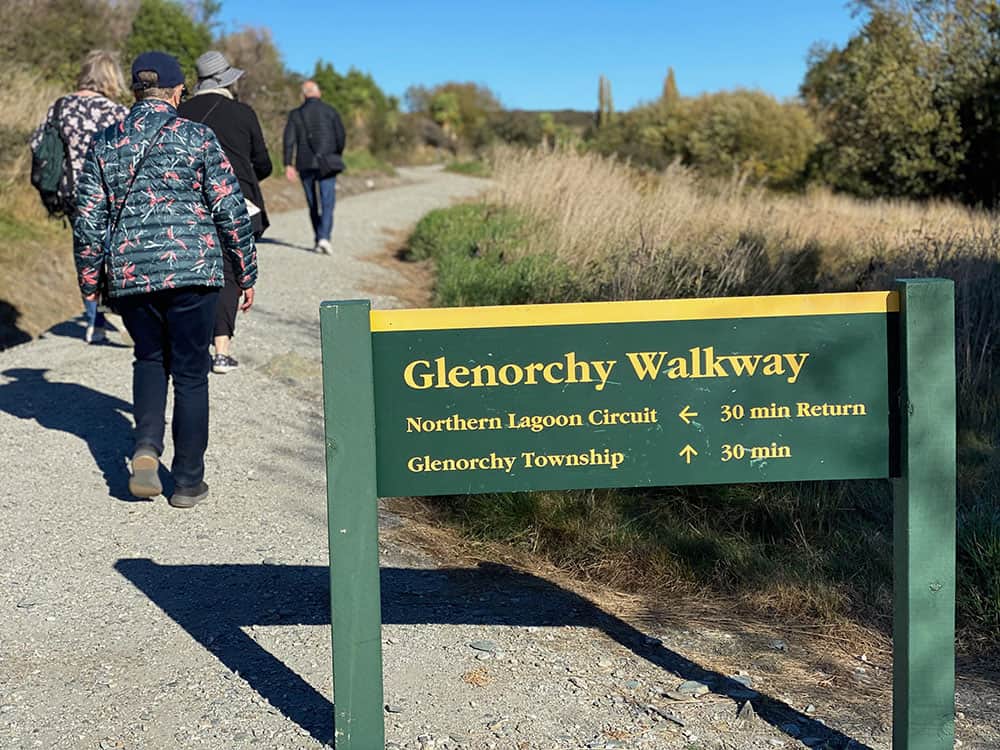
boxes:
[320,281,955,750]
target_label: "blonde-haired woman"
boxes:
[31,49,129,343]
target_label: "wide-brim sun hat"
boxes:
[194,50,244,92]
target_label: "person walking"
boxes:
[31,50,129,344]
[73,51,257,508]
[179,50,272,375]
[283,80,346,254]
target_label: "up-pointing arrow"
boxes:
[678,405,699,425]
[679,444,698,464]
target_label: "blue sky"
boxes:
[217,1,863,110]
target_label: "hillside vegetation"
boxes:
[407,147,1000,651]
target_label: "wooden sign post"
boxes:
[320,280,955,750]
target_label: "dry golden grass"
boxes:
[488,146,995,277]
[0,64,63,193]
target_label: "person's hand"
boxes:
[285,165,297,182]
[240,286,255,313]
[84,292,98,302]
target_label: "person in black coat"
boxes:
[283,80,346,255]
[179,50,272,375]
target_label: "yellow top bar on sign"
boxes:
[370,291,899,332]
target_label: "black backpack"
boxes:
[30,97,73,218]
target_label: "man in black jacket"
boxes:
[283,80,346,255]
[179,50,272,375]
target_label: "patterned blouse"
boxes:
[30,93,129,201]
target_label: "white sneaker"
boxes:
[317,239,332,255]
[85,325,106,344]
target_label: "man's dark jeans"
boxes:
[300,169,337,242]
[117,287,220,489]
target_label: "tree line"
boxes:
[5,0,999,204]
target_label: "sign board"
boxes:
[371,294,895,495]
[320,282,955,750]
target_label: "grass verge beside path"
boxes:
[445,159,492,178]
[404,149,1000,654]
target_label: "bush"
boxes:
[591,90,818,189]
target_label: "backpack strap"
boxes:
[52,96,74,209]
[295,107,321,159]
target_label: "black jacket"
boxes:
[178,92,272,235]
[283,98,346,173]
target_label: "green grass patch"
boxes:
[0,210,51,244]
[342,148,396,176]
[445,159,492,178]
[407,203,578,307]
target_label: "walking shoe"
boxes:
[129,447,162,498]
[212,354,238,374]
[317,238,332,255]
[85,325,106,344]
[169,481,209,509]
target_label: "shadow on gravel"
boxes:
[256,236,316,253]
[0,367,137,501]
[46,316,128,347]
[116,558,872,749]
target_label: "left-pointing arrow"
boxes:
[678,405,699,424]
[679,444,698,464]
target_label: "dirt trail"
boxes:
[0,166,996,750]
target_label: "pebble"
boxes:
[468,640,496,653]
[737,700,756,723]
[647,704,685,727]
[771,639,788,652]
[676,680,710,697]
[665,690,693,701]
[805,703,816,714]
[731,674,754,688]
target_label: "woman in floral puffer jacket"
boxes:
[73,51,257,508]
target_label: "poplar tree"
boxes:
[597,75,615,128]
[661,67,680,107]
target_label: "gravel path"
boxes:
[1,165,996,750]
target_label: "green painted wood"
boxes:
[372,313,894,496]
[893,279,956,750]
[320,301,385,750]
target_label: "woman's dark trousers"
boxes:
[117,287,220,489]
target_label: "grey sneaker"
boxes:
[129,447,162,498]
[169,481,209,509]
[212,354,238,374]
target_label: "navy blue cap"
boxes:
[131,51,185,90]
